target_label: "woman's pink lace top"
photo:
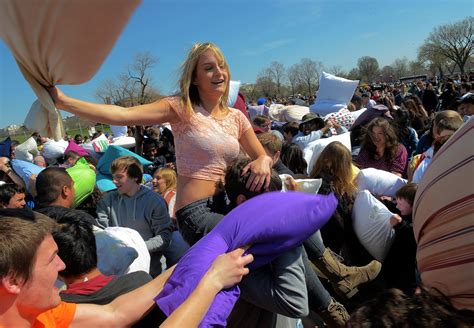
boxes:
[165,96,252,182]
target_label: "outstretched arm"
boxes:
[49,87,179,126]
[71,248,253,328]
[161,248,254,327]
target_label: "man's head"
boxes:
[33,155,47,168]
[111,156,143,196]
[51,210,97,283]
[225,157,282,206]
[74,134,83,144]
[460,82,471,96]
[0,209,64,314]
[257,132,283,165]
[299,113,324,136]
[458,93,474,117]
[416,80,425,90]
[35,167,75,208]
[0,184,26,209]
[63,151,80,168]
[282,122,300,141]
[433,110,463,139]
[361,93,371,106]
[143,139,158,161]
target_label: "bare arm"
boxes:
[160,248,254,328]
[49,87,179,126]
[70,265,175,328]
[239,128,273,191]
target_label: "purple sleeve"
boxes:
[391,144,408,175]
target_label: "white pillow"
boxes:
[310,72,359,116]
[280,174,322,194]
[310,101,346,116]
[304,132,351,175]
[228,80,241,107]
[14,137,38,162]
[110,125,128,138]
[42,138,68,159]
[356,168,408,198]
[282,105,310,122]
[352,190,395,262]
[111,136,136,149]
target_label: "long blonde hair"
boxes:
[309,141,357,196]
[179,43,230,119]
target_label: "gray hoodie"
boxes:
[96,186,172,277]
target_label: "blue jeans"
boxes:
[175,193,229,246]
[303,230,326,261]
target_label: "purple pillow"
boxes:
[155,191,337,327]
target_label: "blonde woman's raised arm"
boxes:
[49,87,179,126]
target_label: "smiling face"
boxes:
[193,50,229,100]
[370,126,386,149]
[112,169,139,196]
[16,235,66,315]
[7,193,26,209]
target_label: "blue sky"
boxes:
[1,0,472,126]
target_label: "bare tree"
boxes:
[266,61,286,96]
[392,57,410,79]
[419,16,473,74]
[240,83,258,102]
[347,68,360,81]
[298,58,323,97]
[287,64,301,96]
[255,68,276,97]
[328,65,347,77]
[95,52,161,154]
[357,56,380,82]
[408,60,427,76]
[380,65,395,82]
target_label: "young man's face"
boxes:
[16,235,66,315]
[396,197,412,216]
[113,169,139,196]
[7,192,26,209]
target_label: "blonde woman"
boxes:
[153,167,177,218]
[49,43,272,246]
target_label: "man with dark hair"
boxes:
[0,183,26,208]
[257,132,295,177]
[35,167,75,209]
[52,211,152,305]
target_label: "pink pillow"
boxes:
[65,141,88,157]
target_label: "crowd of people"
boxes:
[0,42,473,328]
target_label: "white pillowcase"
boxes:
[352,190,395,262]
[310,72,359,116]
[356,168,408,198]
[228,80,241,107]
[14,137,38,162]
[42,138,68,159]
[280,174,322,194]
[304,132,351,175]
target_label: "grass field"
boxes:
[5,125,112,144]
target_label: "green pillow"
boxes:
[66,158,96,207]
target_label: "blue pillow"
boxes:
[11,159,44,191]
[155,191,337,327]
[97,145,152,175]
